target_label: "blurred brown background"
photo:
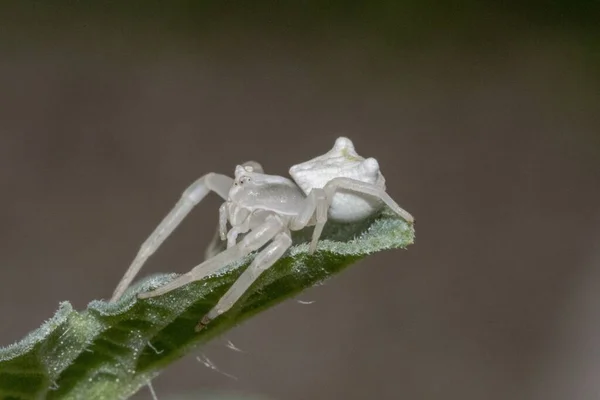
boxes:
[1,2,599,399]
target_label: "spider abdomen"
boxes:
[327,189,383,222]
[290,136,386,222]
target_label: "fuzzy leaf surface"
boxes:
[0,210,414,400]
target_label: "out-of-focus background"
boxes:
[1,1,599,399]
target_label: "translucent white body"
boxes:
[110,137,413,330]
[290,137,385,222]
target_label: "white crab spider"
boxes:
[110,137,413,330]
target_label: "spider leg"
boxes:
[324,177,414,223]
[219,203,228,241]
[204,224,225,261]
[290,189,329,254]
[138,214,285,298]
[197,230,292,331]
[226,218,251,248]
[110,173,233,303]
[203,201,232,260]
[203,161,264,260]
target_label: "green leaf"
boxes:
[0,210,414,400]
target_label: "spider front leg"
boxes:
[203,203,228,261]
[204,204,252,259]
[138,214,285,299]
[219,203,228,241]
[204,225,225,261]
[196,230,292,331]
[203,161,264,261]
[110,173,233,303]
